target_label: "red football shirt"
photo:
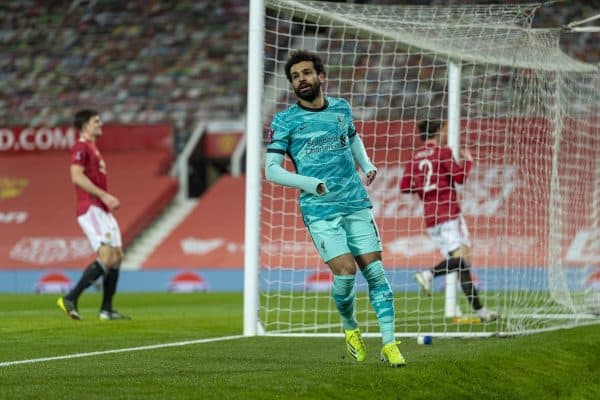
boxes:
[70,139,109,216]
[400,142,472,228]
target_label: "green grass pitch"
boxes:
[0,293,598,400]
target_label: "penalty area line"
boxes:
[0,334,245,368]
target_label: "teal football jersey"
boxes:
[267,96,372,225]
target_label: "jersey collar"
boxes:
[297,98,328,112]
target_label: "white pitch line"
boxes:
[0,334,245,368]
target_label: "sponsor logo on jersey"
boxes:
[305,134,344,155]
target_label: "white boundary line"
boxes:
[0,334,245,368]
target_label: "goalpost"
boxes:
[245,0,600,337]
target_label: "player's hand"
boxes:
[365,170,377,186]
[316,183,327,195]
[460,148,473,162]
[101,193,121,211]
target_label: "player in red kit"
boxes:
[57,109,129,321]
[400,119,497,323]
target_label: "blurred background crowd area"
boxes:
[0,0,597,135]
[0,0,248,132]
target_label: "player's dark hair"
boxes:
[284,50,326,82]
[418,119,441,141]
[74,109,98,131]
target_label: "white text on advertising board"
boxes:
[0,127,76,152]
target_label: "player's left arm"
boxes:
[399,161,414,193]
[349,134,377,185]
[445,147,472,184]
[347,109,377,185]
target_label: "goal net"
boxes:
[253,0,600,337]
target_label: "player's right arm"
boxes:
[70,165,120,211]
[264,114,327,196]
[264,152,326,196]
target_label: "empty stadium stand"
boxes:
[0,0,595,129]
[0,0,249,128]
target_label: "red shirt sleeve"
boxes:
[440,147,471,185]
[70,141,89,167]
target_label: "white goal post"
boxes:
[244,0,600,337]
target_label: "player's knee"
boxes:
[327,253,357,275]
[109,250,122,268]
[453,257,474,284]
[445,256,469,273]
[97,246,111,264]
[98,245,122,268]
[450,245,471,264]
[355,251,382,269]
[111,254,122,269]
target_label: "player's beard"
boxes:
[294,80,321,102]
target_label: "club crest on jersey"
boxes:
[337,114,344,129]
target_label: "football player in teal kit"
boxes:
[265,50,405,367]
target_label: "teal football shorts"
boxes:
[307,208,382,263]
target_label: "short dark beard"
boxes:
[294,80,321,102]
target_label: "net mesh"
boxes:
[259,0,600,336]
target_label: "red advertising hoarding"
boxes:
[0,124,173,154]
[140,118,597,269]
[0,124,177,269]
[2,120,596,270]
